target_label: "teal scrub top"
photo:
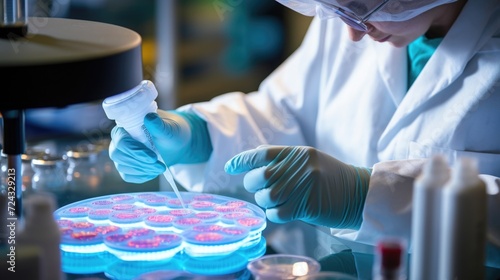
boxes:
[407,36,443,89]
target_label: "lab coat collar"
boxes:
[374,42,407,107]
[380,0,499,143]
[402,0,498,110]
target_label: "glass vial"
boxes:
[373,237,407,280]
[65,144,102,192]
[21,147,51,196]
[31,155,67,195]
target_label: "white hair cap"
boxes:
[276,0,458,22]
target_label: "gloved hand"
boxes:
[224,145,371,229]
[109,109,213,183]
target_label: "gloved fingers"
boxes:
[144,112,170,137]
[117,170,160,184]
[109,127,159,164]
[109,143,159,168]
[111,155,165,183]
[254,187,283,209]
[265,203,297,224]
[109,126,133,152]
[145,110,191,141]
[253,168,301,209]
[109,137,158,165]
[264,183,313,223]
[113,161,165,176]
[110,125,128,141]
[143,111,195,167]
[259,147,313,205]
[255,154,315,221]
[260,145,295,158]
[243,166,268,193]
[225,145,289,174]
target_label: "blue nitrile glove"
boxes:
[109,109,213,183]
[224,145,371,229]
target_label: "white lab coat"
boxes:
[172,0,500,268]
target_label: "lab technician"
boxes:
[109,0,500,268]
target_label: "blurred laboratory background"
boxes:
[21,0,312,139]
[0,0,312,207]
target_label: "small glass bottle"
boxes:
[31,155,67,195]
[17,193,62,280]
[65,144,103,192]
[21,147,51,196]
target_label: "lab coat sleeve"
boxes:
[169,18,327,198]
[335,159,500,268]
[332,159,426,251]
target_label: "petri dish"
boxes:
[296,271,357,280]
[247,254,321,279]
[54,191,267,276]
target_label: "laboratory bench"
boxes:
[2,135,500,280]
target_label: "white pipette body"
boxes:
[102,80,185,208]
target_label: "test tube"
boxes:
[373,237,407,280]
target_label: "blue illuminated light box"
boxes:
[54,192,267,277]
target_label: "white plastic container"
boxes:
[439,157,487,279]
[410,155,450,280]
[102,80,185,207]
[17,193,62,280]
[102,80,158,147]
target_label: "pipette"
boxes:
[102,80,186,208]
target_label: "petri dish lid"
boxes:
[31,155,65,166]
[21,147,51,162]
[247,254,321,279]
